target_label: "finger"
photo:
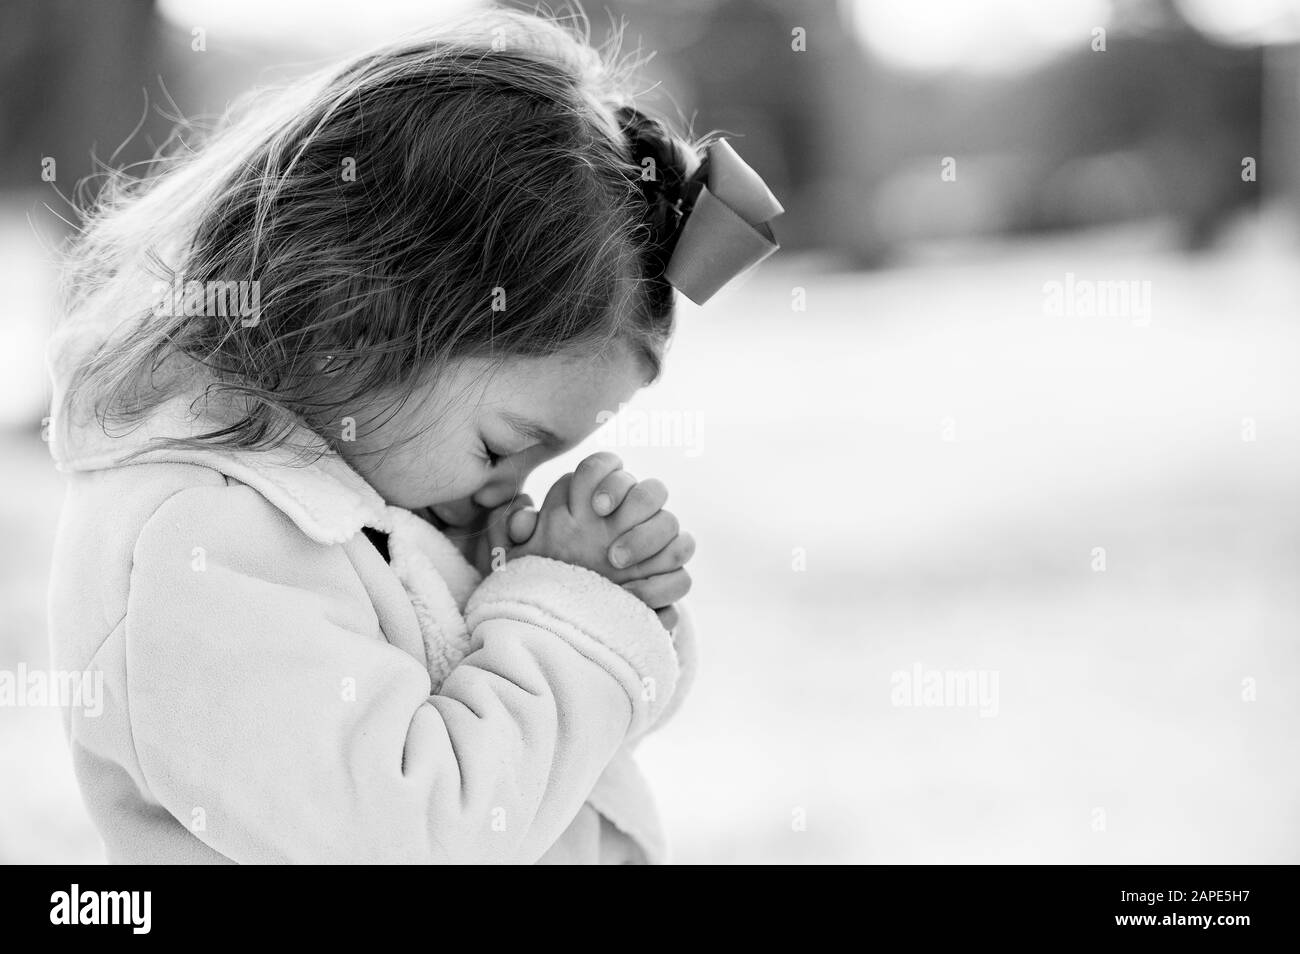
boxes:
[494,493,536,544]
[541,472,573,515]
[483,502,518,558]
[569,452,624,513]
[592,468,637,517]
[609,509,679,569]
[626,531,695,577]
[508,507,538,544]
[609,477,668,534]
[622,568,692,609]
[656,605,680,632]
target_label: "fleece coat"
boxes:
[43,321,697,865]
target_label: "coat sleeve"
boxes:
[650,602,700,732]
[122,484,680,864]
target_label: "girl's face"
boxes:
[339,342,649,526]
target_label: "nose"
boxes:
[473,461,533,511]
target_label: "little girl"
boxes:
[45,9,780,864]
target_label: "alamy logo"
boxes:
[593,403,704,458]
[1042,272,1152,325]
[152,275,262,326]
[50,885,151,934]
[0,664,103,717]
[890,662,1000,718]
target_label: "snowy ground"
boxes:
[3,223,1298,863]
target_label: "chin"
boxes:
[429,500,486,532]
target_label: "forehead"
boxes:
[473,345,649,438]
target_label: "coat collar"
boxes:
[47,316,391,544]
[50,384,391,546]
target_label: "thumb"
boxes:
[485,494,536,562]
[499,492,538,544]
[508,506,538,544]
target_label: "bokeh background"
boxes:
[3,0,1299,863]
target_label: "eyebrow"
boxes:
[499,411,562,448]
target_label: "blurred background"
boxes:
[3,0,1299,863]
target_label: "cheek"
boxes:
[361,437,487,508]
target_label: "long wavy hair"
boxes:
[57,6,705,458]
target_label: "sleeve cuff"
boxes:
[647,601,699,735]
[465,555,681,734]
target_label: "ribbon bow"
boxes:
[665,139,784,305]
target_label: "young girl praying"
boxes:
[46,8,780,864]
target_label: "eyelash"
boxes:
[481,442,504,467]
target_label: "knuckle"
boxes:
[609,469,638,491]
[578,452,621,475]
[628,523,656,550]
[674,531,696,561]
[626,483,654,509]
[596,469,629,493]
[640,478,668,504]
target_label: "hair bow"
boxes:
[665,139,784,305]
